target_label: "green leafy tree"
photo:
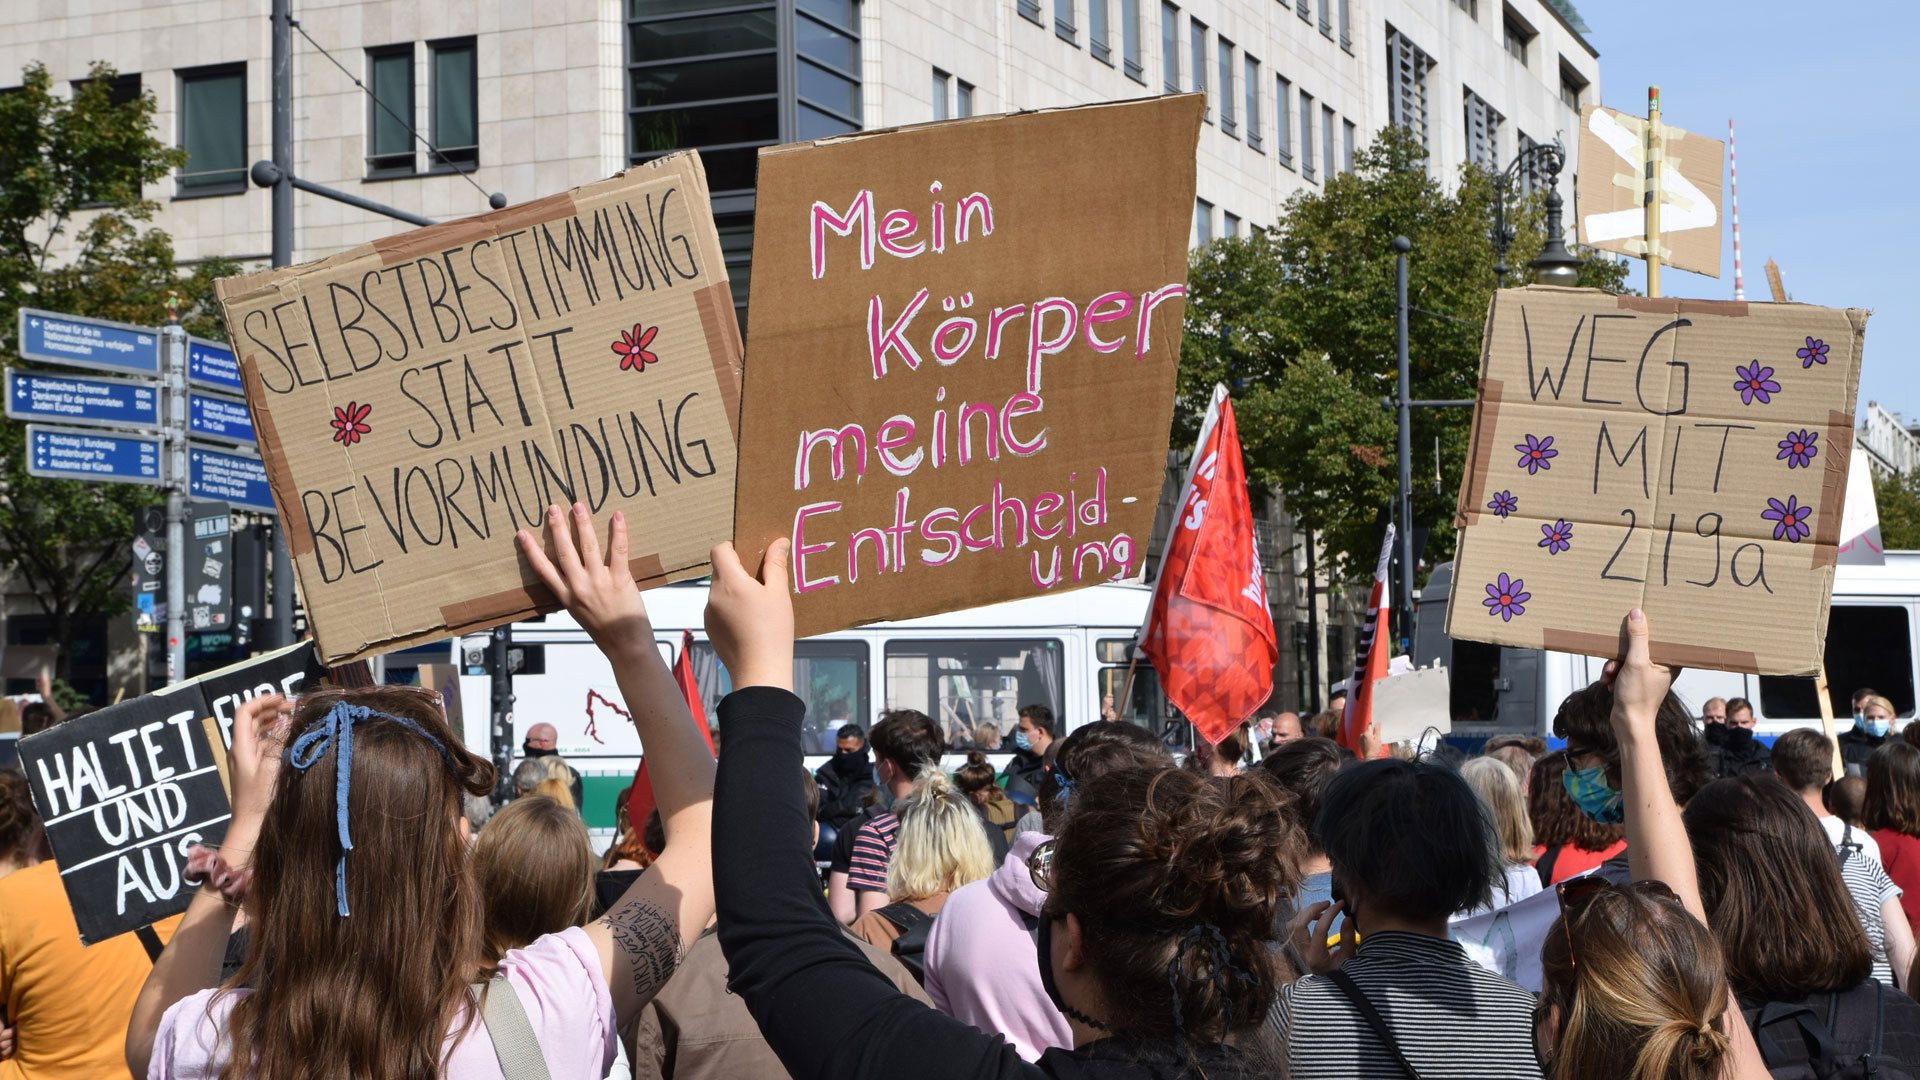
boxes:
[1873,468,1920,551]
[0,62,238,683]
[1180,124,1629,581]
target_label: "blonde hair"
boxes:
[1863,694,1897,719]
[529,776,576,810]
[1463,756,1534,866]
[471,794,595,967]
[887,771,995,901]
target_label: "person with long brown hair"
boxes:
[707,538,1296,1078]
[1866,740,1920,928]
[955,750,1021,844]
[472,793,597,969]
[1527,750,1627,886]
[127,504,718,1079]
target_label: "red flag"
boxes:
[1340,525,1396,757]
[625,630,714,852]
[1138,390,1277,746]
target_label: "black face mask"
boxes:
[1036,914,1108,1033]
[1722,725,1756,751]
[521,741,556,759]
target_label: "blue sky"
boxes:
[1581,1,1919,417]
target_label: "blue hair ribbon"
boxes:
[285,701,457,917]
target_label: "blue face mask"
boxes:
[1015,731,1033,751]
[1863,715,1892,738]
[1564,765,1625,825]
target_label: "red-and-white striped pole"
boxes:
[1729,118,1745,300]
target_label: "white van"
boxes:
[1415,554,1920,737]
[455,580,1175,779]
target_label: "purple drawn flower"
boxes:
[1539,519,1573,555]
[1796,337,1830,369]
[1483,573,1530,622]
[1735,361,1782,406]
[1762,495,1813,543]
[1777,429,1819,470]
[1515,434,1558,475]
[1488,490,1519,518]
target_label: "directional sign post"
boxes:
[186,337,243,393]
[6,368,161,430]
[188,390,255,445]
[25,424,163,484]
[188,444,274,514]
[17,308,161,376]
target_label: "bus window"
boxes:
[885,639,1063,749]
[1448,638,1503,726]
[689,640,871,753]
[1096,637,1172,731]
[1759,605,1915,719]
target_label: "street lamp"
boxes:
[1491,141,1583,288]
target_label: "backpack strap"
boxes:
[1863,979,1887,1076]
[1535,845,1563,888]
[1749,999,1840,1070]
[874,901,935,934]
[473,974,553,1080]
[134,924,165,963]
[1328,969,1423,1080]
[1839,822,1862,867]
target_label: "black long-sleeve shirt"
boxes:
[712,687,1257,1080]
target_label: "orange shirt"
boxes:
[0,861,180,1080]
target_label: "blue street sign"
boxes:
[17,308,160,376]
[188,391,255,445]
[5,368,161,430]
[25,424,162,485]
[187,337,243,393]
[189,445,275,514]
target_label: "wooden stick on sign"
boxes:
[1815,663,1843,781]
[1645,86,1665,298]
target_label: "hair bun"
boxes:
[966,750,988,767]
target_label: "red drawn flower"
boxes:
[612,324,660,371]
[330,402,372,446]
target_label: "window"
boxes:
[1097,638,1170,730]
[429,39,477,170]
[884,639,1065,750]
[1321,105,1336,181]
[795,0,862,141]
[958,79,974,117]
[1244,55,1262,152]
[1218,38,1236,137]
[1275,74,1293,168]
[1161,3,1180,93]
[693,639,870,752]
[1194,197,1213,244]
[1318,0,1332,37]
[1503,8,1535,65]
[1297,0,1311,23]
[1451,0,1477,17]
[1464,88,1503,170]
[1517,130,1542,194]
[1122,0,1144,81]
[1338,0,1352,51]
[1190,17,1208,120]
[1018,0,1044,25]
[1090,0,1110,62]
[366,45,415,176]
[1560,62,1589,112]
[1222,210,1241,237]
[73,71,142,109]
[933,68,952,120]
[1759,606,1916,719]
[176,64,246,194]
[1343,119,1356,172]
[1386,27,1433,151]
[1299,90,1316,181]
[1056,0,1077,44]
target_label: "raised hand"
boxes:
[706,540,794,692]
[517,503,651,656]
[1605,608,1678,739]
[230,692,293,823]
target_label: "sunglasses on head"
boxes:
[1028,838,1057,893]
[1554,876,1679,969]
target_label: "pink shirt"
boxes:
[922,830,1071,1061]
[149,927,615,1080]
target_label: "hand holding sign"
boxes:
[516,504,650,660]
[706,539,795,693]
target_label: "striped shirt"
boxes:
[847,812,900,893]
[1273,931,1544,1080]
[1838,841,1904,984]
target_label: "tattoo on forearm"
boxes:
[597,898,683,1000]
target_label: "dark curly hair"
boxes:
[1260,736,1349,855]
[1529,750,1626,853]
[1552,683,1709,807]
[1045,767,1300,1051]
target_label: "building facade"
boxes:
[1860,401,1920,478]
[3,0,1597,710]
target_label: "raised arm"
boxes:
[518,504,716,1029]
[127,692,291,1076]
[1605,610,1768,1080]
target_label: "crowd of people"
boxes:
[3,502,1920,1078]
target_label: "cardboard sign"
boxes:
[214,155,744,663]
[18,643,323,943]
[734,97,1203,636]
[1449,287,1868,676]
[1577,105,1724,278]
